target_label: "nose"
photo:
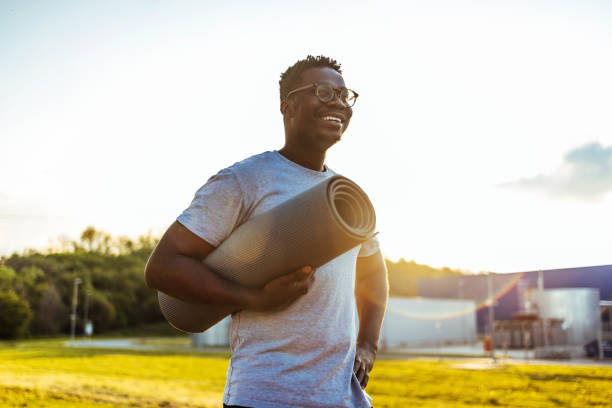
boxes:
[326,91,348,108]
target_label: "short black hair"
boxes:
[279,55,342,101]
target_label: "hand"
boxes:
[353,342,377,389]
[246,266,315,312]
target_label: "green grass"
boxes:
[1,339,611,407]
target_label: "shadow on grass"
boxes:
[0,339,230,360]
[0,384,208,408]
[525,372,612,382]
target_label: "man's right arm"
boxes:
[144,221,314,312]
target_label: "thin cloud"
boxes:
[500,142,612,201]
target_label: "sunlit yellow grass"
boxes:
[1,339,611,407]
[0,339,228,407]
[369,359,611,407]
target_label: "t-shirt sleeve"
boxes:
[177,168,246,247]
[357,235,380,258]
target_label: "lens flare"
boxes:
[384,272,527,321]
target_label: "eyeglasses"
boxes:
[285,83,359,108]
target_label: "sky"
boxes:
[1,0,611,273]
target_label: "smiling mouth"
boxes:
[321,115,343,126]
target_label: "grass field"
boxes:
[1,339,611,407]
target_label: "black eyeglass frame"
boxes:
[285,82,359,108]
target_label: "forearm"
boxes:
[355,251,389,349]
[145,221,315,313]
[356,282,388,348]
[145,249,256,310]
[353,252,388,389]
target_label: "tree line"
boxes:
[0,227,469,339]
[0,227,161,339]
[385,258,469,298]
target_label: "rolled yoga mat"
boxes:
[158,175,376,333]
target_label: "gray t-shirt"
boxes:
[178,151,379,408]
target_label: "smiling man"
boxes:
[145,55,388,408]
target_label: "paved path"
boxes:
[64,338,226,352]
[64,339,611,366]
[382,344,612,366]
[66,339,159,350]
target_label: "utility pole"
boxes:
[70,278,82,341]
[458,278,465,342]
[537,270,548,349]
[488,273,496,362]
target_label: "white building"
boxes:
[379,297,477,349]
[191,297,478,349]
[191,316,231,347]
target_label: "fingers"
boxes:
[354,361,367,388]
[357,367,369,388]
[353,356,372,389]
[276,265,313,285]
[295,265,314,280]
[277,266,314,307]
[257,265,315,312]
[290,268,315,295]
[293,266,315,288]
[361,372,369,388]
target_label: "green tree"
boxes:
[1,227,163,337]
[88,291,117,332]
[0,266,16,291]
[0,290,32,339]
[14,265,45,303]
[386,258,466,297]
[30,283,66,335]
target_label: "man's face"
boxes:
[283,67,353,153]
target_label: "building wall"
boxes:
[191,316,231,347]
[416,264,612,334]
[380,297,477,349]
[536,288,601,346]
[191,298,479,349]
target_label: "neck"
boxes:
[278,145,326,172]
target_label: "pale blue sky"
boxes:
[2,0,612,272]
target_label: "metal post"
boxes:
[537,270,548,355]
[458,279,465,343]
[70,278,82,341]
[537,269,544,292]
[435,321,442,361]
[597,304,605,360]
[488,273,496,361]
[83,290,90,338]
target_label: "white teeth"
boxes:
[322,116,342,123]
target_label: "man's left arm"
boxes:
[354,248,388,389]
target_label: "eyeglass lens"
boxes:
[316,84,356,107]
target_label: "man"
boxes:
[145,55,388,408]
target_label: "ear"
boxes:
[280,100,289,116]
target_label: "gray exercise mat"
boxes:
[158,175,376,333]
